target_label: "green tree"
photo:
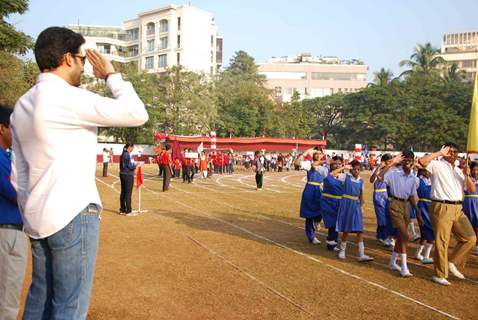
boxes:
[442,62,466,83]
[0,0,33,54]
[399,42,445,78]
[372,68,394,87]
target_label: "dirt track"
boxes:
[19,165,478,319]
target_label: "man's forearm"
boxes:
[418,151,441,168]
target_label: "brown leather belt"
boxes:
[432,199,462,205]
[0,224,23,231]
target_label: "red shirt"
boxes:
[161,151,171,165]
[174,159,182,170]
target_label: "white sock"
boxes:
[416,245,424,257]
[390,252,398,265]
[358,241,365,257]
[400,253,408,270]
[340,241,347,251]
[424,243,433,259]
[409,223,417,238]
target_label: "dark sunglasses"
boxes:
[72,54,86,65]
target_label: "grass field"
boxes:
[19,164,478,319]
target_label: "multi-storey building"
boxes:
[68,4,223,75]
[258,54,368,102]
[440,31,478,81]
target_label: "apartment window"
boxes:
[211,51,214,63]
[259,71,307,80]
[128,45,139,57]
[145,56,154,69]
[98,43,111,54]
[177,35,181,48]
[146,23,155,35]
[211,35,214,47]
[176,52,180,65]
[159,19,168,33]
[126,28,139,41]
[147,39,155,52]
[159,54,167,68]
[160,36,168,49]
[311,72,366,81]
[177,17,181,31]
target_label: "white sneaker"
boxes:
[448,262,465,279]
[412,235,421,242]
[338,250,346,260]
[378,239,386,245]
[358,254,374,262]
[326,240,338,246]
[415,253,424,261]
[388,263,401,272]
[311,237,321,245]
[432,276,451,286]
[422,257,434,264]
[400,268,413,277]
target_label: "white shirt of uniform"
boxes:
[426,158,465,201]
[383,168,417,199]
[337,172,362,183]
[11,73,148,239]
[102,150,110,163]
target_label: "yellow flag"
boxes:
[467,73,478,153]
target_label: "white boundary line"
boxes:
[186,235,314,317]
[132,182,460,320]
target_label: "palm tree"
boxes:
[399,43,445,78]
[442,62,466,83]
[373,68,394,86]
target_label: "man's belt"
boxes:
[432,199,462,205]
[389,195,407,202]
[0,224,23,231]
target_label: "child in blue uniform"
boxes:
[321,156,343,250]
[336,160,374,261]
[414,168,435,264]
[463,161,478,256]
[299,151,328,244]
[370,154,393,246]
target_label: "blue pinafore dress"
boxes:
[321,175,343,229]
[300,170,323,219]
[373,180,388,227]
[417,177,435,241]
[463,180,478,228]
[336,175,363,232]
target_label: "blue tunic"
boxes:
[300,170,324,218]
[373,180,388,227]
[417,177,435,241]
[321,174,343,229]
[336,175,363,232]
[463,180,478,228]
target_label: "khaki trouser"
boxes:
[389,199,410,229]
[429,202,477,279]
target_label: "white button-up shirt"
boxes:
[11,73,148,239]
[426,159,465,201]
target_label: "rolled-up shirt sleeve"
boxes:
[73,74,148,128]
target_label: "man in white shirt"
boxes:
[11,27,148,319]
[419,143,476,285]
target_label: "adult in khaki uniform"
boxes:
[419,143,477,286]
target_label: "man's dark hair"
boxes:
[381,153,392,161]
[164,144,171,150]
[0,105,13,127]
[34,27,85,72]
[402,150,415,159]
[332,155,343,162]
[470,161,478,170]
[443,142,459,150]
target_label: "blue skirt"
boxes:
[408,203,416,219]
[463,197,478,228]
[418,201,435,240]
[336,198,363,232]
[300,184,321,219]
[373,192,388,227]
[321,196,339,229]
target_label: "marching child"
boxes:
[336,160,374,262]
[299,149,328,244]
[321,156,343,251]
[463,161,478,256]
[415,168,435,264]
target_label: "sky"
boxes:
[8,0,478,80]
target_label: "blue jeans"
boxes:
[23,204,100,320]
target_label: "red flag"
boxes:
[136,166,143,189]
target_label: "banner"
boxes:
[467,73,478,154]
[136,166,143,189]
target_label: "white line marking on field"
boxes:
[132,185,460,320]
[187,235,314,317]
